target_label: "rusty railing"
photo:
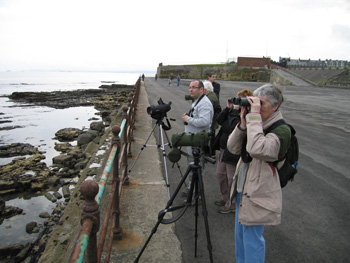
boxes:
[70,77,141,263]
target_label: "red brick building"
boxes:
[237,57,271,68]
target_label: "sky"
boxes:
[0,0,349,73]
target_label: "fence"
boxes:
[69,77,141,263]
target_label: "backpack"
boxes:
[241,119,299,188]
[264,119,299,188]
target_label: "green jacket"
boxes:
[206,92,220,130]
[207,92,219,109]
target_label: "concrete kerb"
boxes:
[109,81,182,262]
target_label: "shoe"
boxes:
[215,200,225,207]
[210,154,216,159]
[219,206,235,214]
[181,189,190,197]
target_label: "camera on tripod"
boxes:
[147,98,172,120]
[167,130,211,163]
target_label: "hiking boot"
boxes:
[215,199,226,207]
[219,206,235,214]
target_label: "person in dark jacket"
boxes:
[214,88,253,214]
[207,73,220,99]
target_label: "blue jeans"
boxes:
[235,193,265,263]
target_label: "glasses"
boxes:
[189,86,200,89]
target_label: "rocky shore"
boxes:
[0,83,135,262]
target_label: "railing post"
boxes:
[120,107,131,183]
[80,180,100,263]
[111,126,123,240]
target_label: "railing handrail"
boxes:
[70,77,141,263]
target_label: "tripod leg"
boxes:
[193,171,199,258]
[162,128,172,148]
[158,124,171,200]
[129,122,158,173]
[197,166,214,263]
[164,129,187,187]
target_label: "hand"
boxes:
[226,101,233,108]
[240,106,247,128]
[182,113,189,122]
[247,96,261,113]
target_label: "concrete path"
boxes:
[140,77,350,263]
[109,81,182,262]
[108,77,350,263]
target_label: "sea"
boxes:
[0,71,142,249]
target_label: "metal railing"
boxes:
[70,77,141,263]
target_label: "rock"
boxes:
[39,212,51,218]
[55,128,83,142]
[53,192,62,199]
[54,142,73,153]
[0,198,4,214]
[77,131,97,146]
[52,154,73,166]
[74,159,89,170]
[90,121,104,132]
[26,221,39,234]
[62,185,70,198]
[47,176,59,186]
[44,193,57,203]
[14,242,32,263]
[1,205,23,217]
[31,181,46,190]
[67,149,84,159]
[0,243,24,259]
[0,143,40,158]
[0,179,19,194]
[0,153,55,194]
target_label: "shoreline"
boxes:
[0,83,135,262]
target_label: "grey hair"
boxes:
[253,83,284,107]
[203,80,214,93]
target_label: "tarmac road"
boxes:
[142,77,350,263]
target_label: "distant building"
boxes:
[237,57,271,68]
[286,58,349,68]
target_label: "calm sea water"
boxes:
[0,71,140,166]
[0,71,141,248]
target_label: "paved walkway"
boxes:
[109,81,182,262]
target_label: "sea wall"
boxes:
[157,63,270,82]
[270,70,293,86]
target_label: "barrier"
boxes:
[70,77,141,263]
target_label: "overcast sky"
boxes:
[0,0,349,73]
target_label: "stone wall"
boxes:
[325,69,350,87]
[157,63,270,82]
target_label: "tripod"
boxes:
[135,148,215,263]
[128,116,182,199]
